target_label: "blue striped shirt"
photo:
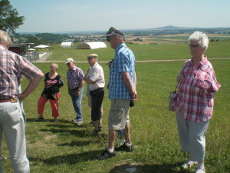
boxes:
[108,43,136,100]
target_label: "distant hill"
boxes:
[17,25,230,35]
[154,25,188,30]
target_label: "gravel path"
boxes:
[33,52,230,63]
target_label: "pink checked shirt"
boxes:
[172,56,221,122]
[67,65,84,89]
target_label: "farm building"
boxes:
[9,43,28,56]
[76,42,107,49]
[61,42,74,48]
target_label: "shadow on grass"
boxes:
[109,163,192,173]
[39,127,108,140]
[29,150,103,165]
[57,140,91,147]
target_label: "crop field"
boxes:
[1,39,230,172]
[125,34,230,44]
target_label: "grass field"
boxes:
[40,40,230,62]
[1,41,230,173]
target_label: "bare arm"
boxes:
[76,80,84,96]
[18,72,44,101]
[122,72,138,101]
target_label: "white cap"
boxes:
[65,58,74,64]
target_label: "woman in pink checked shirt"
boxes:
[171,31,221,173]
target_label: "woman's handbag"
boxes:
[169,84,178,111]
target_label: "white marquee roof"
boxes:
[76,42,107,49]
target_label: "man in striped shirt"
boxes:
[0,30,44,172]
[66,58,84,125]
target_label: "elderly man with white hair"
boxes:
[171,31,221,173]
[0,30,44,172]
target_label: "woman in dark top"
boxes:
[35,63,64,122]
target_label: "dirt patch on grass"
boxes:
[44,135,57,140]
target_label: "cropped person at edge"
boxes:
[0,30,44,173]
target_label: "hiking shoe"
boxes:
[181,161,198,169]
[72,119,83,125]
[95,149,116,160]
[115,143,134,152]
[98,126,103,132]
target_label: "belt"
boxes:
[70,87,78,90]
[0,97,18,103]
[91,88,103,92]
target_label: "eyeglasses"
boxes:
[189,45,200,48]
[50,67,55,70]
[106,36,112,42]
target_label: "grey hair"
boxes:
[188,31,209,50]
[0,30,12,44]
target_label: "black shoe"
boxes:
[115,143,134,152]
[95,149,116,160]
[92,130,99,136]
[87,121,94,125]
[98,126,103,132]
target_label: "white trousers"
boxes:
[176,110,209,162]
[0,102,30,173]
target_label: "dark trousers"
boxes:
[91,88,104,121]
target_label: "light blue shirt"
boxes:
[108,43,136,100]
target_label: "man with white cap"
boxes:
[96,28,138,160]
[66,58,84,125]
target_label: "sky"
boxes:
[9,0,230,33]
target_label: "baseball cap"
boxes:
[106,30,125,39]
[65,58,74,64]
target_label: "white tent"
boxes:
[34,45,50,49]
[61,42,74,48]
[76,42,107,49]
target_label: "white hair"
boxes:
[188,31,209,50]
[0,30,12,44]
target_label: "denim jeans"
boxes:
[69,87,84,121]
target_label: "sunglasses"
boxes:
[87,57,95,60]
[50,67,56,70]
[106,36,111,42]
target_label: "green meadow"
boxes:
[1,41,230,173]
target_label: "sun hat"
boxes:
[87,54,98,58]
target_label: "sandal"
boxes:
[53,119,59,123]
[34,116,44,121]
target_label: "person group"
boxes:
[0,27,221,173]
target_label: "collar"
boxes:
[0,45,7,50]
[115,43,126,52]
[190,55,208,68]
[70,65,77,71]
[91,62,98,69]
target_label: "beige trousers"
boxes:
[0,102,30,173]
